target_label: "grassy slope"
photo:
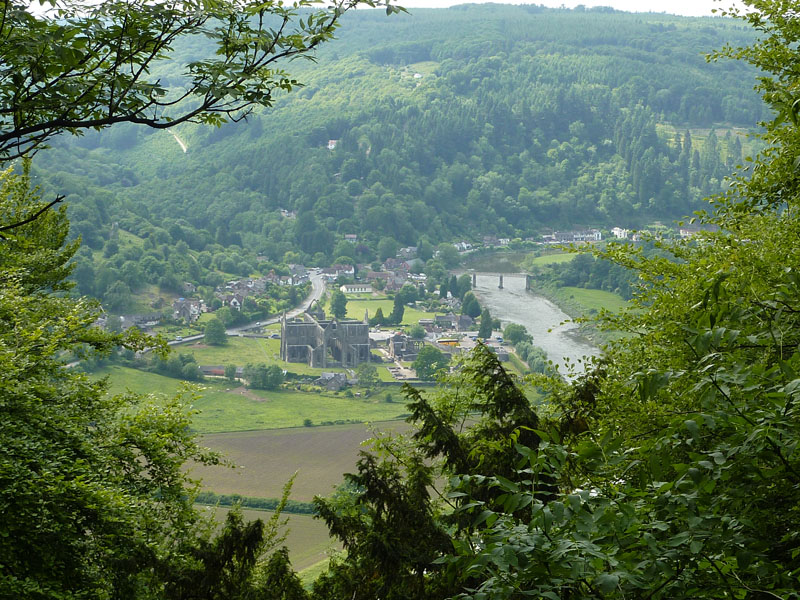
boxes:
[525,252,577,266]
[556,287,629,314]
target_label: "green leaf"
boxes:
[595,573,619,594]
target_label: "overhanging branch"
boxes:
[0,194,65,239]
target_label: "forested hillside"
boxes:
[33,4,765,271]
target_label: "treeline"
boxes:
[195,491,316,515]
[32,5,766,273]
[521,249,646,300]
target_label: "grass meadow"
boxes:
[555,286,629,315]
[98,365,412,433]
[343,297,436,326]
[524,252,576,266]
[177,336,348,376]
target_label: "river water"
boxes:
[471,274,598,375]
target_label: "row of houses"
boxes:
[542,229,603,243]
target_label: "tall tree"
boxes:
[477,308,493,339]
[314,345,542,600]
[330,290,348,320]
[204,317,228,345]
[461,292,481,318]
[390,293,405,325]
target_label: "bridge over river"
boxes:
[455,271,534,290]
[458,272,598,375]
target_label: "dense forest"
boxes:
[32,4,767,277]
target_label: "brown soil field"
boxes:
[193,420,412,502]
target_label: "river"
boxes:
[471,274,599,375]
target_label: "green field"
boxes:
[202,505,336,572]
[192,386,410,433]
[182,336,276,365]
[98,365,411,433]
[556,286,628,315]
[343,298,435,326]
[525,252,576,266]
[177,336,346,376]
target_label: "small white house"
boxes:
[340,283,373,294]
[611,227,630,239]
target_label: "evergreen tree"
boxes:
[390,294,405,324]
[478,308,493,339]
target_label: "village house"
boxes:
[119,313,162,330]
[314,372,348,391]
[398,246,418,259]
[288,264,309,282]
[365,271,390,284]
[679,225,714,239]
[340,283,373,294]
[344,234,358,243]
[321,264,355,282]
[454,241,472,252]
[199,365,245,378]
[543,229,603,243]
[172,298,204,323]
[217,293,245,311]
[382,258,411,273]
[611,227,630,239]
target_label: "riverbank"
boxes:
[470,274,598,375]
[524,280,624,346]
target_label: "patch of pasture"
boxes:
[96,366,410,433]
[178,336,346,376]
[525,252,576,265]
[343,298,435,326]
[556,286,628,314]
[182,336,274,365]
[191,386,411,433]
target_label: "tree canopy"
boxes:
[0,164,226,596]
[204,316,228,345]
[411,345,449,381]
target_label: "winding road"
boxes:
[159,272,326,348]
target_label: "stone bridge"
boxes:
[460,271,533,290]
